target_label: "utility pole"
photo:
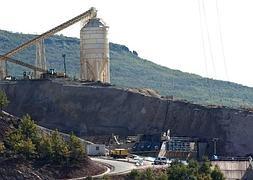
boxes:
[212,138,219,155]
[5,60,8,77]
[62,54,66,77]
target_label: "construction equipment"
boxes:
[0,7,97,79]
[0,55,67,80]
[110,148,129,158]
[40,69,66,79]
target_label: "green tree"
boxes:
[188,160,200,177]
[6,115,38,158]
[157,172,168,180]
[3,113,89,166]
[142,168,155,180]
[6,132,36,158]
[0,90,9,110]
[211,165,225,180]
[19,138,36,158]
[167,161,191,180]
[6,130,23,153]
[19,114,40,146]
[51,130,70,164]
[199,159,212,175]
[68,132,84,161]
[38,134,53,160]
[128,169,142,180]
[127,159,224,180]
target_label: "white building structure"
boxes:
[86,144,106,156]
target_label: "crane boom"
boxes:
[0,7,97,76]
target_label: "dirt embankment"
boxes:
[1,80,253,156]
[0,112,19,142]
[0,157,106,180]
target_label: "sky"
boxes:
[0,0,253,87]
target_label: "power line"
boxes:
[215,0,229,81]
[202,0,217,79]
[197,0,209,78]
[200,0,227,105]
[197,0,212,101]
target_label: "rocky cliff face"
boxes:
[1,80,253,156]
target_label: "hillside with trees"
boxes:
[1,30,253,107]
[0,91,105,179]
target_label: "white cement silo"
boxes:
[80,18,110,83]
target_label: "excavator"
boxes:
[0,7,97,79]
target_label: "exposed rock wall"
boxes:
[1,80,253,156]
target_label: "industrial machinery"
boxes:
[40,69,66,79]
[0,7,98,79]
[0,55,65,80]
[110,148,129,158]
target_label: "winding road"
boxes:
[92,157,136,175]
[91,156,168,178]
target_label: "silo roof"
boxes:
[83,18,105,28]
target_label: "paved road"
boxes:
[92,158,136,175]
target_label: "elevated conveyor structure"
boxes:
[0,55,47,73]
[0,7,97,79]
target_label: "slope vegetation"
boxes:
[0,30,253,107]
[0,111,105,179]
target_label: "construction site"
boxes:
[1,6,253,179]
[0,7,110,83]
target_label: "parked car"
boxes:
[154,157,168,165]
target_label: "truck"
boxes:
[110,148,129,158]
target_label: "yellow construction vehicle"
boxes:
[110,149,129,158]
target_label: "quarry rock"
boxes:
[1,80,253,156]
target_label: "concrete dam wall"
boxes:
[1,80,253,156]
[212,161,252,180]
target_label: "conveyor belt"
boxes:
[0,55,47,73]
[0,7,97,75]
